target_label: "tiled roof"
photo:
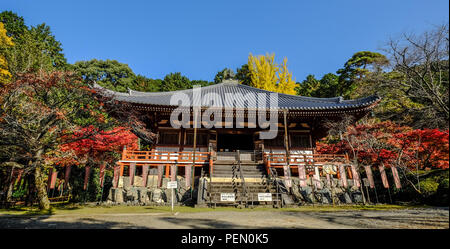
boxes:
[93,80,380,111]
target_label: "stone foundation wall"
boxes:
[106,176,195,205]
[106,175,366,206]
[287,177,364,204]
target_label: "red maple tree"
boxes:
[317,121,449,170]
[48,126,138,167]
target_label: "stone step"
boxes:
[208,177,267,183]
[207,195,281,201]
[213,161,262,166]
[209,187,274,191]
[212,172,266,176]
[213,166,264,170]
[213,164,265,168]
[212,167,266,172]
[212,175,266,178]
[212,171,266,175]
[213,173,266,176]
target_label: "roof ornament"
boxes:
[338,96,344,103]
[221,79,239,84]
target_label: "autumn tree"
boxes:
[0,11,27,42]
[247,53,296,94]
[1,11,67,79]
[383,23,449,129]
[318,118,449,198]
[0,71,117,209]
[0,22,14,85]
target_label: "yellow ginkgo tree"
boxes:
[247,53,296,95]
[0,22,14,85]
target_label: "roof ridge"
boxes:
[92,81,381,110]
[236,83,341,103]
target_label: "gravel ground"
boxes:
[0,207,448,229]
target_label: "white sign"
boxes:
[167,181,178,189]
[258,193,272,202]
[220,193,235,202]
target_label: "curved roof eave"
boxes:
[92,80,381,111]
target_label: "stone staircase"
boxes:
[205,152,281,207]
[212,161,267,178]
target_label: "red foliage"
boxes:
[51,126,138,166]
[392,129,449,169]
[317,121,449,170]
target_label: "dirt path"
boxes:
[0,208,448,229]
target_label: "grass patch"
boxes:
[0,203,428,217]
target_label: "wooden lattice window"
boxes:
[290,133,311,148]
[185,132,208,146]
[264,133,285,147]
[159,131,179,145]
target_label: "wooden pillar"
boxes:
[283,109,292,188]
[266,159,271,175]
[391,166,402,189]
[113,164,120,188]
[64,165,71,190]
[326,173,332,187]
[313,166,322,189]
[339,165,348,188]
[171,164,177,181]
[350,164,361,188]
[185,165,191,188]
[378,164,389,188]
[191,107,198,193]
[129,162,136,186]
[120,164,124,177]
[298,164,307,187]
[364,166,375,188]
[83,166,91,190]
[142,164,149,187]
[99,162,106,187]
[209,158,214,175]
[157,165,164,187]
[180,127,184,151]
[165,164,170,178]
[47,167,53,191]
[49,169,58,190]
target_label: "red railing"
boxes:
[263,152,349,173]
[120,149,210,165]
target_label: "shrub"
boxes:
[436,178,449,206]
[417,178,440,198]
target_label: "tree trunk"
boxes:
[6,167,14,202]
[34,166,50,210]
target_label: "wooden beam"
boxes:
[283,109,292,188]
[191,109,198,194]
[165,164,170,178]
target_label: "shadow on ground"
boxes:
[0,213,148,229]
[154,216,292,229]
[280,208,449,229]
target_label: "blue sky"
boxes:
[2,0,449,82]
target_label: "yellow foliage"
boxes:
[277,58,297,95]
[247,53,296,95]
[248,53,278,92]
[0,22,14,85]
[0,22,14,47]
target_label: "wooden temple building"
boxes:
[95,80,381,206]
